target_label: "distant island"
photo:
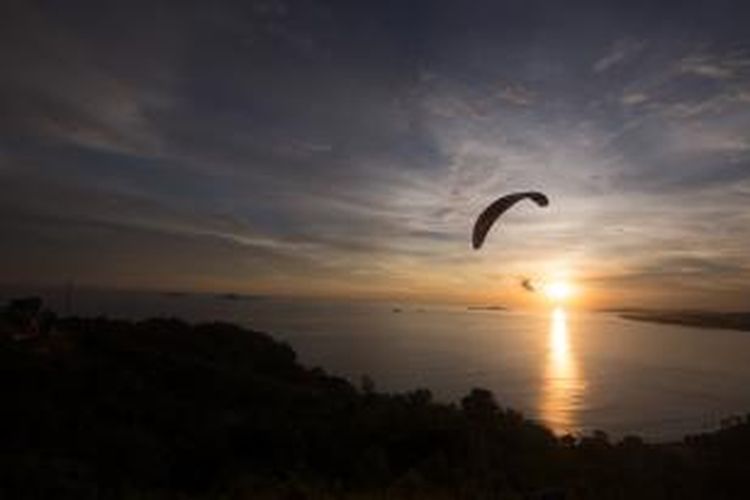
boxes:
[467,305,508,312]
[214,292,263,301]
[617,309,750,332]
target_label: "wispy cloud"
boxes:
[593,38,647,73]
[677,52,750,80]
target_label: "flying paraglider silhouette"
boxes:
[521,277,536,293]
[472,191,549,249]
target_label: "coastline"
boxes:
[619,310,750,332]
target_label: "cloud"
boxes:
[593,38,647,73]
[497,83,535,106]
[621,92,649,106]
[0,3,175,158]
[677,52,750,80]
[668,126,750,154]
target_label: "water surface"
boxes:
[16,288,750,440]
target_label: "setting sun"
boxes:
[543,281,574,303]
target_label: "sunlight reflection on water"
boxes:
[540,307,585,435]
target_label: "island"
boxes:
[617,309,750,332]
[467,305,508,312]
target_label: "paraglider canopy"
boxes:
[472,191,549,249]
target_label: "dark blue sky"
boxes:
[2,0,750,307]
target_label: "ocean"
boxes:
[8,287,750,441]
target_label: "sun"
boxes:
[543,281,574,303]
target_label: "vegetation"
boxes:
[3,298,750,499]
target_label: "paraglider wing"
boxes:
[521,277,536,293]
[472,191,549,249]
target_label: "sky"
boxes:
[1,0,750,309]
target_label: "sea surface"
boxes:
[9,287,750,441]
